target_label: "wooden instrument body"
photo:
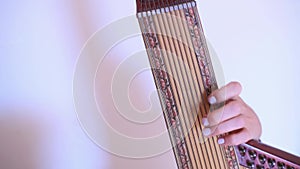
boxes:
[136,0,300,168]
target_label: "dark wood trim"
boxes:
[137,0,195,13]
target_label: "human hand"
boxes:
[202,82,262,146]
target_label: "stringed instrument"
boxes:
[136,0,300,168]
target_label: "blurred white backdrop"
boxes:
[0,0,299,169]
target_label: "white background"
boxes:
[0,0,299,168]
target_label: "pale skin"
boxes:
[202,81,262,146]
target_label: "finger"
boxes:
[204,100,243,126]
[208,81,242,104]
[202,115,246,137]
[219,129,252,146]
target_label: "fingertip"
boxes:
[208,96,217,104]
[230,81,242,94]
[202,118,209,127]
[202,128,211,136]
[217,138,225,145]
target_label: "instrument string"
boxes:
[165,1,214,168]
[188,3,224,168]
[143,0,191,168]
[138,1,234,168]
[179,2,226,168]
[157,1,220,168]
[163,1,227,168]
[188,4,229,168]
[183,3,227,168]
[150,1,195,168]
[147,0,218,168]
[174,3,221,168]
[161,0,203,168]
[138,2,300,169]
[164,0,207,168]
[157,0,206,168]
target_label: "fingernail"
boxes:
[202,118,209,127]
[202,128,211,136]
[208,96,217,104]
[218,138,225,145]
